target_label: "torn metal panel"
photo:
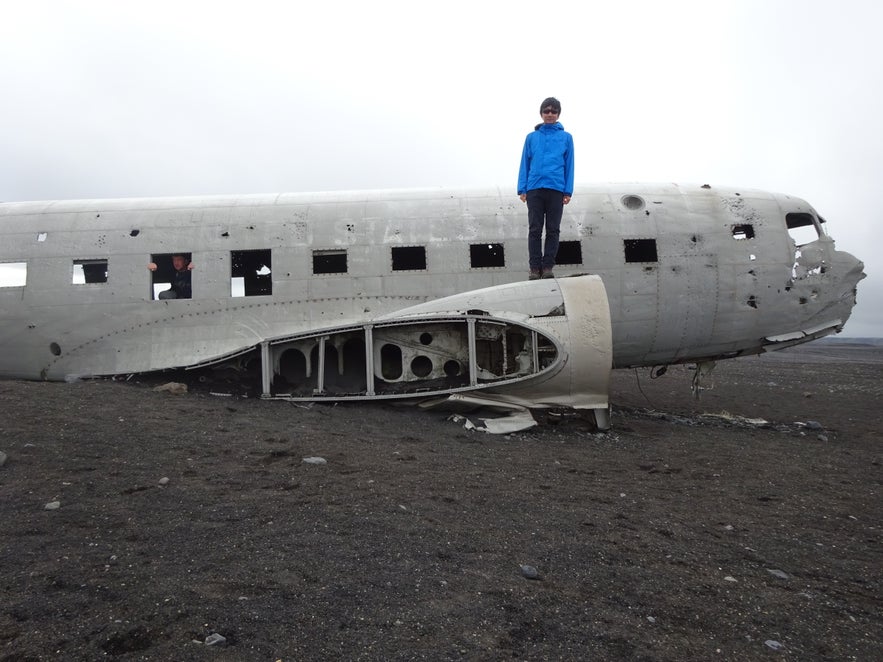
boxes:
[452,410,539,434]
[764,319,843,349]
[423,394,539,434]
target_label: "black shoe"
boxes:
[529,270,541,280]
[540,271,554,279]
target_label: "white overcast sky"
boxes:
[1,0,880,336]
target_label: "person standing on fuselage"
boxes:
[517,97,574,280]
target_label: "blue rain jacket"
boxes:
[517,122,575,197]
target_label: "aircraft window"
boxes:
[785,213,820,246]
[0,262,27,287]
[731,224,755,240]
[621,195,645,211]
[624,239,658,263]
[151,252,193,300]
[470,243,505,268]
[556,241,583,265]
[232,249,272,297]
[73,259,108,284]
[313,249,348,274]
[391,246,427,271]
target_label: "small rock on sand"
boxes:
[205,633,226,646]
[520,564,540,580]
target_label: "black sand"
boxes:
[0,342,880,660]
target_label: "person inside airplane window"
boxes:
[148,253,193,299]
[517,96,575,280]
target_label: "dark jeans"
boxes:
[527,188,564,271]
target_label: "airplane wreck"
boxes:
[0,183,865,430]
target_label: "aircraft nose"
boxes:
[842,250,866,284]
[833,248,866,308]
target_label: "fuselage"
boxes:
[0,183,865,381]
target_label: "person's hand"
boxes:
[147,262,157,271]
[563,195,571,205]
[519,194,527,203]
[187,263,195,270]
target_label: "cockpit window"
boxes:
[785,213,820,247]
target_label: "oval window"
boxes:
[621,195,645,211]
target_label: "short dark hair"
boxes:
[540,97,561,114]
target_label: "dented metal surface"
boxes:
[0,183,865,427]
